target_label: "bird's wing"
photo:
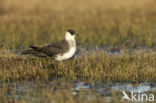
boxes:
[39,40,69,57]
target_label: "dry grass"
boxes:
[0,0,155,49]
[0,50,156,82]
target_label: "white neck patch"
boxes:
[55,39,76,61]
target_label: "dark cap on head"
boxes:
[67,29,75,35]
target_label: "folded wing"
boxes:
[21,40,69,57]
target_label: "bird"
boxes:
[21,29,78,61]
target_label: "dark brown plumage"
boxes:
[21,40,69,57]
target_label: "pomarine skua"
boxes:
[21,29,78,61]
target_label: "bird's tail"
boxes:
[21,49,38,55]
[29,45,40,50]
[21,45,40,55]
[21,45,46,57]
[21,49,46,57]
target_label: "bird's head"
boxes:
[65,29,78,41]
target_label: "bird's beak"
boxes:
[75,33,79,37]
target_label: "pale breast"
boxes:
[55,47,76,61]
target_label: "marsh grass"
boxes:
[0,0,156,103]
[0,0,155,50]
[0,49,155,82]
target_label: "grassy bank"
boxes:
[0,50,155,82]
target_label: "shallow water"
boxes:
[74,46,156,58]
[1,46,156,55]
[0,81,155,102]
[73,82,156,102]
